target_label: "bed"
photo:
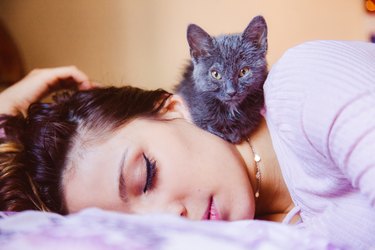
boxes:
[0,208,343,249]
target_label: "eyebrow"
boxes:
[118,149,129,203]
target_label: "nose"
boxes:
[226,89,236,97]
[166,202,187,217]
[225,82,237,97]
[135,199,188,218]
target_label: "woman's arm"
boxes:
[275,41,375,207]
[0,66,93,116]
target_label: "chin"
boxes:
[229,203,255,221]
[232,212,255,221]
[220,96,245,107]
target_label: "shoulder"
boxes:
[278,40,375,63]
[268,40,375,114]
[266,40,375,86]
[264,40,375,156]
[264,39,375,109]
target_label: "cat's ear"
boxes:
[242,15,268,53]
[187,24,214,60]
[157,94,193,122]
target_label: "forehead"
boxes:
[216,35,242,50]
[62,118,172,212]
[213,36,259,65]
[62,129,126,212]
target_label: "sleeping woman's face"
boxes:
[62,101,255,221]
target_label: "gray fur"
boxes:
[174,16,268,143]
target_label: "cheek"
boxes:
[193,68,220,92]
[159,141,230,191]
[151,131,211,192]
[197,76,220,92]
[157,155,196,191]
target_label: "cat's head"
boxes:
[187,15,268,106]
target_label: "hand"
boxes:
[0,66,95,116]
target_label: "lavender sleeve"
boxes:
[281,41,375,207]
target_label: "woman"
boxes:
[1,41,374,249]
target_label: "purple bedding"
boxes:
[0,208,342,249]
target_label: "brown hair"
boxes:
[0,86,171,214]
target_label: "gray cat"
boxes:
[174,16,268,143]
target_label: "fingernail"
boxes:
[80,81,93,89]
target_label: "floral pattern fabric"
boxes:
[0,208,343,249]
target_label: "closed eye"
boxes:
[142,153,157,193]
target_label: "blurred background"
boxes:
[1,0,374,91]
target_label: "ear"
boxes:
[158,94,193,122]
[187,24,215,60]
[242,15,268,53]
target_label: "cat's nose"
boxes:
[226,89,237,97]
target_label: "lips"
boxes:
[202,197,221,220]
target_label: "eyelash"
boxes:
[142,153,157,193]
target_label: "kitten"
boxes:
[174,15,268,143]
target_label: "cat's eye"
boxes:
[211,70,222,80]
[239,67,250,78]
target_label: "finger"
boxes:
[19,66,89,93]
[45,66,89,85]
[25,66,90,97]
[78,80,101,90]
[27,66,88,83]
[1,66,91,116]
